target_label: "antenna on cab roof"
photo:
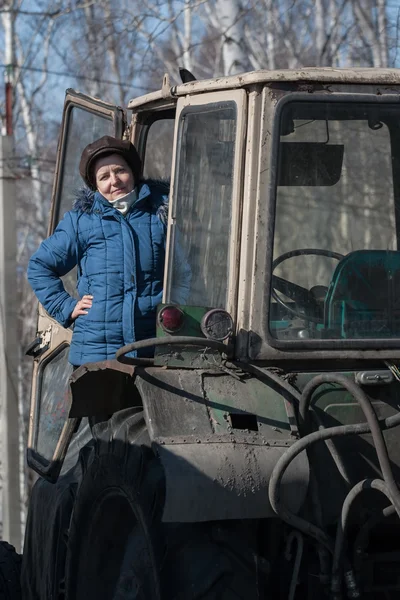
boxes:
[179,68,197,83]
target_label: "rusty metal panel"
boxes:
[158,442,309,522]
[202,373,292,440]
[136,368,298,442]
[135,368,213,438]
[136,367,308,522]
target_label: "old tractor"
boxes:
[17,67,400,599]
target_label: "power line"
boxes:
[0,9,62,16]
[0,3,92,17]
[1,63,157,93]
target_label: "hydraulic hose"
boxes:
[309,469,331,587]
[310,409,352,486]
[268,409,400,553]
[331,479,392,599]
[298,374,400,517]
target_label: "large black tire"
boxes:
[162,521,261,600]
[21,420,93,600]
[66,407,262,600]
[0,542,21,600]
[65,408,164,600]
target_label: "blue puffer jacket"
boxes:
[28,180,190,366]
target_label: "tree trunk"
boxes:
[214,0,247,75]
[315,0,327,65]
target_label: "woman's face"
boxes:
[94,153,134,202]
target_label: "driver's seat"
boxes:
[324,250,400,338]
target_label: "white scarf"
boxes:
[109,189,137,216]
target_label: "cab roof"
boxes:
[127,67,400,109]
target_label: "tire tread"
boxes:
[0,542,22,600]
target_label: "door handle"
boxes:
[25,337,49,358]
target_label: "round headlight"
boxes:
[201,309,234,341]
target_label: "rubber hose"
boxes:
[310,409,352,486]
[268,410,400,553]
[299,374,400,516]
[116,336,232,360]
[331,478,392,598]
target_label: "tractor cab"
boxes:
[24,69,400,599]
[27,67,400,479]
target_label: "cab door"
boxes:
[27,90,126,481]
[164,90,247,319]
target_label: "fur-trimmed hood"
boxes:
[72,187,95,213]
[72,179,170,224]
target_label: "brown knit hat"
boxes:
[79,136,142,190]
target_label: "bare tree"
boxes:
[0,0,67,518]
[351,0,388,66]
[205,0,249,75]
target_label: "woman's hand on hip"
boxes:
[71,295,93,320]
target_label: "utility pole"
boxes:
[0,1,21,550]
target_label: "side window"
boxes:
[55,107,116,226]
[134,108,176,181]
[141,114,175,181]
[28,344,78,482]
[34,346,73,461]
[168,102,237,309]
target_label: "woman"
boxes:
[28,135,190,366]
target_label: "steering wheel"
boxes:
[272,248,344,323]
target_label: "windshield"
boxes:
[270,100,400,342]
